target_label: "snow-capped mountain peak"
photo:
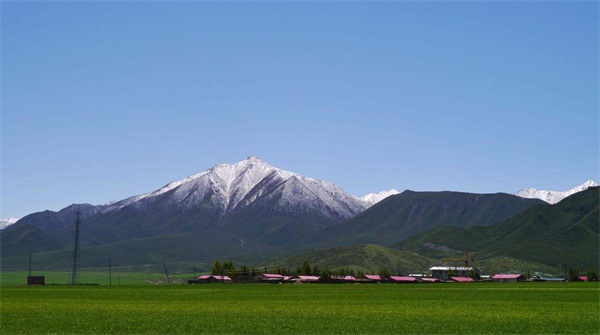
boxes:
[515,180,598,204]
[578,180,599,189]
[361,189,400,206]
[0,217,20,230]
[102,157,368,218]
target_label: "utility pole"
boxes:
[27,252,32,287]
[164,263,171,285]
[108,258,112,286]
[69,210,81,285]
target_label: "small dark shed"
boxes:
[27,276,45,285]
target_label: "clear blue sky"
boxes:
[2,2,598,218]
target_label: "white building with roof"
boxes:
[430,266,475,280]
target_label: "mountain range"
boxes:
[1,157,372,269]
[360,189,400,206]
[1,157,597,274]
[396,186,599,272]
[311,190,545,247]
[515,180,598,204]
[263,187,599,275]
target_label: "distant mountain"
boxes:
[5,156,590,274]
[515,180,598,204]
[397,187,600,271]
[1,157,369,269]
[99,156,368,219]
[313,190,544,247]
[1,224,66,256]
[360,189,400,206]
[0,218,19,230]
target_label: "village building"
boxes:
[492,274,526,282]
[330,275,357,283]
[213,275,232,282]
[297,275,320,283]
[389,276,418,283]
[532,275,564,282]
[420,277,441,283]
[27,276,46,286]
[363,275,383,282]
[430,266,475,280]
[259,274,287,283]
[409,273,425,278]
[191,275,232,284]
[572,276,588,282]
[449,276,475,282]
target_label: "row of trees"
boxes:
[209,260,402,279]
[211,261,257,277]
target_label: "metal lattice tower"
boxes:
[69,209,81,285]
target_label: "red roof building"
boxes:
[492,274,526,282]
[212,275,232,282]
[297,275,320,282]
[573,276,589,282]
[389,276,418,283]
[420,277,441,283]
[364,275,382,282]
[450,276,474,282]
[259,274,286,282]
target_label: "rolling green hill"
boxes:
[0,224,67,256]
[262,244,435,275]
[0,227,291,272]
[313,190,544,247]
[396,187,599,271]
[260,243,560,275]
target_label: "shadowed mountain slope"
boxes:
[396,187,599,271]
[313,190,544,247]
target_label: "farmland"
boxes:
[1,282,598,334]
[0,271,191,286]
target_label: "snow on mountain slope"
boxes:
[267,175,369,219]
[0,218,19,230]
[103,170,210,211]
[361,189,400,206]
[101,157,368,218]
[515,180,598,204]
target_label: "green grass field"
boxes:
[0,271,192,286]
[1,282,598,334]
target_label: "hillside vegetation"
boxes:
[262,244,434,274]
[396,187,599,271]
[313,190,544,247]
